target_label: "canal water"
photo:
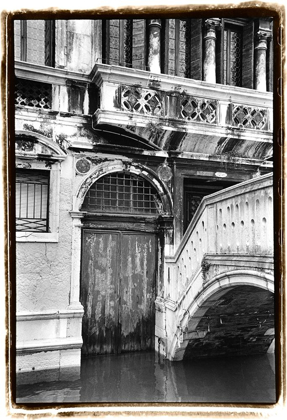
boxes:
[16,352,276,404]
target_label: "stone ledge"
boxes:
[16,337,83,354]
[205,254,274,268]
[17,308,84,321]
[16,232,59,243]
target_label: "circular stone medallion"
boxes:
[157,163,173,182]
[75,157,91,175]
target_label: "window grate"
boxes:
[15,78,52,109]
[16,170,49,232]
[81,172,161,214]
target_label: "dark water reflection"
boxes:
[16,352,276,404]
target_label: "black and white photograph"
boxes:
[4,1,284,413]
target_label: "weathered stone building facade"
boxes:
[14,17,274,376]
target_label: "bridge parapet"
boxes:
[165,172,273,302]
[157,173,274,360]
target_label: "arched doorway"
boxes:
[80,170,167,355]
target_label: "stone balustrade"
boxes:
[15,61,273,134]
[164,173,273,304]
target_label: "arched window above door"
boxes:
[81,172,162,214]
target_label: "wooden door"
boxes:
[81,229,157,355]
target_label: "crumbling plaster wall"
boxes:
[16,173,73,313]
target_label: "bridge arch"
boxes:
[171,269,274,361]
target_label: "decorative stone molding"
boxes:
[15,130,66,161]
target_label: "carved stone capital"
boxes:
[255,30,269,51]
[149,19,162,28]
[204,18,221,30]
[257,29,272,40]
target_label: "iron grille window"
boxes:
[15,78,52,109]
[16,170,49,232]
[223,25,242,86]
[81,172,161,214]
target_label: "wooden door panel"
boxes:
[120,233,156,352]
[81,230,120,355]
[81,229,157,355]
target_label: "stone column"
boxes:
[203,18,221,84]
[148,19,162,74]
[68,211,85,310]
[255,30,269,92]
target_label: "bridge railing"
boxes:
[164,173,273,303]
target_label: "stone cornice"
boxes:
[15,61,90,86]
[16,337,83,354]
[17,308,84,321]
[69,211,87,219]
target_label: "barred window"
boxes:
[15,78,52,109]
[81,172,162,214]
[16,170,49,232]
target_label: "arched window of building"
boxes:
[14,20,55,67]
[81,172,162,215]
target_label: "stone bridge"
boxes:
[156,173,274,360]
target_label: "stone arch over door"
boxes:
[74,160,173,215]
[171,270,274,361]
[77,162,173,355]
